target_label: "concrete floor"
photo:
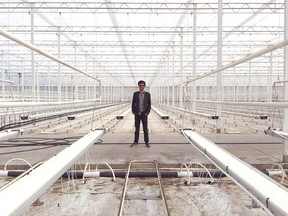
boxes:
[0,111,285,216]
[0,122,283,170]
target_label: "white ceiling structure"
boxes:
[0,1,285,95]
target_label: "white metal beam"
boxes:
[184,38,288,85]
[187,100,288,108]
[0,29,101,85]
[0,98,101,108]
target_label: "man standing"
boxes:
[130,80,151,148]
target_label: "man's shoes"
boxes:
[145,143,150,148]
[130,143,138,148]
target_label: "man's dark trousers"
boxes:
[134,113,149,144]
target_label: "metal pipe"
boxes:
[0,170,224,179]
[0,98,101,108]
[264,127,288,140]
[187,100,288,108]
[0,28,101,86]
[182,129,288,216]
[152,106,169,119]
[184,38,288,85]
[116,108,131,119]
[273,80,288,85]
[0,79,13,84]
[0,129,23,142]
[0,129,105,216]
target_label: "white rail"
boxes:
[0,129,105,216]
[152,106,169,119]
[0,129,23,141]
[182,129,288,216]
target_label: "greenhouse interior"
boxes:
[0,1,288,215]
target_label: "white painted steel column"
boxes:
[36,63,39,102]
[284,1,288,161]
[93,58,96,99]
[1,51,4,99]
[179,27,183,109]
[248,60,251,102]
[48,67,51,102]
[85,52,88,100]
[30,3,35,102]
[21,58,24,102]
[216,0,223,133]
[192,4,197,111]
[108,85,111,103]
[0,129,105,216]
[182,129,288,216]
[107,85,109,103]
[74,42,78,100]
[172,42,175,107]
[158,84,161,104]
[102,79,104,102]
[268,52,273,102]
[167,51,170,106]
[57,27,62,102]
[233,67,237,102]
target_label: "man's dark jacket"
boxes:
[132,91,151,115]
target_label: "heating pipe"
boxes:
[0,129,105,216]
[182,129,288,216]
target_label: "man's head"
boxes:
[138,80,146,91]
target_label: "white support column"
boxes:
[179,27,183,109]
[192,4,197,111]
[248,60,251,102]
[2,51,5,99]
[21,58,24,102]
[158,86,161,104]
[74,42,78,101]
[0,130,105,216]
[268,52,273,102]
[172,42,175,107]
[233,67,236,102]
[30,3,35,102]
[36,63,39,102]
[216,0,223,133]
[93,58,96,99]
[111,85,113,102]
[283,1,288,162]
[167,51,170,106]
[57,27,62,102]
[85,52,88,100]
[103,84,105,103]
[48,67,51,102]
[108,85,110,103]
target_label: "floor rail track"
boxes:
[118,160,170,216]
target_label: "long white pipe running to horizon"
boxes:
[184,38,288,86]
[0,129,105,216]
[182,129,288,216]
[187,100,288,108]
[0,98,101,108]
[0,29,101,86]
